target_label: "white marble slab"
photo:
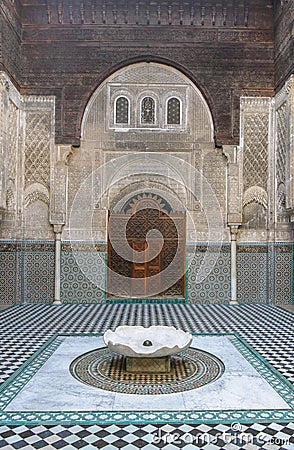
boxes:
[5,335,290,412]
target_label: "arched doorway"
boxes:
[107,193,186,300]
[76,62,218,303]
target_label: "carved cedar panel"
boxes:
[108,208,185,299]
[30,0,270,28]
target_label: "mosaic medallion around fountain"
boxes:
[70,347,225,395]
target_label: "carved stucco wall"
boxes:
[239,97,276,241]
[82,63,213,144]
[275,75,294,227]
[238,80,294,242]
[23,97,55,239]
[62,62,223,243]
[0,73,20,222]
[0,67,293,304]
[0,72,55,240]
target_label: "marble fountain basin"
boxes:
[103,325,192,358]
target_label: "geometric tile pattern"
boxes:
[0,242,56,305]
[188,247,231,304]
[1,333,293,423]
[237,244,293,304]
[0,304,293,449]
[0,242,292,305]
[0,422,293,449]
[268,243,276,304]
[61,251,105,303]
[23,252,55,303]
[69,346,225,395]
[0,252,17,304]
[274,247,292,304]
[237,248,268,303]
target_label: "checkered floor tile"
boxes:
[0,423,293,449]
[0,304,293,449]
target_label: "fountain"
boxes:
[70,326,224,394]
[103,325,192,373]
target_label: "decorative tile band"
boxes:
[107,298,186,305]
[61,243,107,252]
[69,346,225,394]
[186,244,230,253]
[0,241,292,305]
[0,242,54,252]
[238,244,292,253]
[0,333,293,425]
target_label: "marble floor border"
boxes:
[0,332,294,426]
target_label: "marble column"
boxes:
[53,224,63,305]
[50,145,73,305]
[230,226,239,305]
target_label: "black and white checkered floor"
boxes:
[0,303,293,449]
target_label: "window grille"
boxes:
[115,97,129,124]
[141,97,155,124]
[167,97,181,124]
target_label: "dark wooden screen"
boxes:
[107,208,186,300]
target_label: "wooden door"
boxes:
[131,240,162,297]
[107,208,186,300]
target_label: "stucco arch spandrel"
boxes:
[81,62,214,144]
[106,179,186,213]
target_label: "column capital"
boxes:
[50,212,66,228]
[230,224,240,238]
[56,144,79,165]
[52,224,64,234]
[222,145,240,163]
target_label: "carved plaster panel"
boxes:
[82,62,214,146]
[240,97,274,231]
[23,96,55,189]
[222,145,242,227]
[0,72,22,232]
[275,75,294,222]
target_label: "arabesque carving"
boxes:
[24,112,51,188]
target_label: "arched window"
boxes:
[115,96,129,124]
[167,97,181,124]
[141,97,155,124]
